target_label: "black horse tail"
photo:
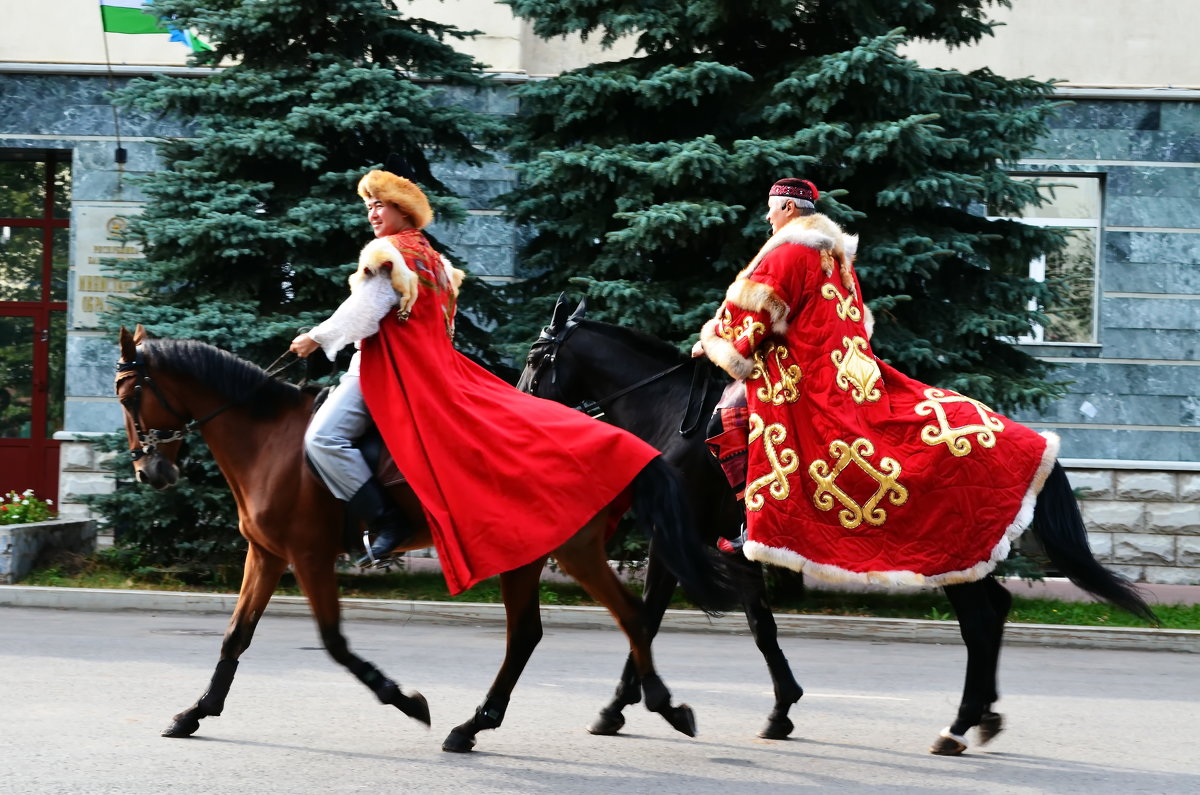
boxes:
[631,457,737,616]
[1030,462,1157,623]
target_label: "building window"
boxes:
[996,174,1102,344]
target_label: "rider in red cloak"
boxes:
[696,178,1059,587]
[293,166,658,593]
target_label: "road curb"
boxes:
[3,585,1196,653]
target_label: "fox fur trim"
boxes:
[724,278,790,335]
[742,213,856,281]
[726,213,861,336]
[358,169,434,229]
[700,317,756,380]
[349,237,464,302]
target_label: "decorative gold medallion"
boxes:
[820,283,862,322]
[808,437,908,529]
[744,413,800,512]
[915,388,1005,457]
[830,336,881,404]
[750,343,803,405]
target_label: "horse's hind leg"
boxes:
[443,558,546,753]
[290,554,430,727]
[163,544,286,738]
[734,554,803,740]
[556,516,697,738]
[931,576,1012,755]
[589,545,677,736]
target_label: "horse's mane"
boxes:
[576,319,688,364]
[140,339,304,418]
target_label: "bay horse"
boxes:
[518,296,1157,755]
[114,325,732,753]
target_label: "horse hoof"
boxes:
[161,717,200,738]
[399,691,431,727]
[977,711,1004,746]
[930,728,967,756]
[587,710,626,736]
[758,715,794,740]
[441,730,476,753]
[662,704,697,738]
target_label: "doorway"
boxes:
[0,152,69,503]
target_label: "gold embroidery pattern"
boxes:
[715,307,766,351]
[830,336,881,404]
[808,438,908,529]
[744,413,800,512]
[915,388,1005,457]
[750,343,803,405]
[820,283,862,323]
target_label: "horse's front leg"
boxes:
[733,554,803,740]
[588,545,676,736]
[163,543,286,738]
[557,515,697,739]
[931,576,1011,755]
[443,558,546,753]
[290,553,430,727]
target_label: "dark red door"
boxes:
[0,152,69,504]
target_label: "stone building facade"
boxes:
[2,0,1198,584]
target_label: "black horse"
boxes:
[518,296,1157,755]
[518,297,804,741]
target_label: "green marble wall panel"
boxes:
[1159,102,1200,133]
[1096,328,1200,360]
[430,157,515,211]
[0,74,190,138]
[428,214,515,278]
[1029,392,1200,428]
[1045,101,1162,131]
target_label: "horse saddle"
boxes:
[305,386,405,488]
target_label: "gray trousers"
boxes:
[305,371,373,502]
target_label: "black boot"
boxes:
[348,479,411,567]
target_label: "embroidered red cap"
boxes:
[768,178,819,203]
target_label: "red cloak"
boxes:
[701,215,1058,587]
[359,230,658,594]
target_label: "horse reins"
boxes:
[532,320,711,437]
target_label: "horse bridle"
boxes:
[115,351,229,461]
[528,319,708,436]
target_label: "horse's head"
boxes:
[517,293,589,404]
[115,325,185,490]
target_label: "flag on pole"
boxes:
[99,0,213,52]
[99,0,164,35]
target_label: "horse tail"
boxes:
[1029,462,1157,623]
[631,457,737,616]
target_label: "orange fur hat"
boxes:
[357,169,434,229]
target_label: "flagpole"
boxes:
[99,27,128,168]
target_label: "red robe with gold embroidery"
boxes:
[359,230,659,594]
[700,214,1058,586]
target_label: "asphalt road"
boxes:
[2,606,1197,794]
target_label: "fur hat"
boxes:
[357,169,434,229]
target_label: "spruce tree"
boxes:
[500,0,1068,411]
[93,0,503,574]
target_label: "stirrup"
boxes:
[357,530,379,567]
[356,532,397,569]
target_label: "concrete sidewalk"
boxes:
[2,583,1196,654]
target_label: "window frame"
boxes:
[989,172,1103,346]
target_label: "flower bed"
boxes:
[0,491,96,583]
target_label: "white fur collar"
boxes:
[741,213,856,279]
